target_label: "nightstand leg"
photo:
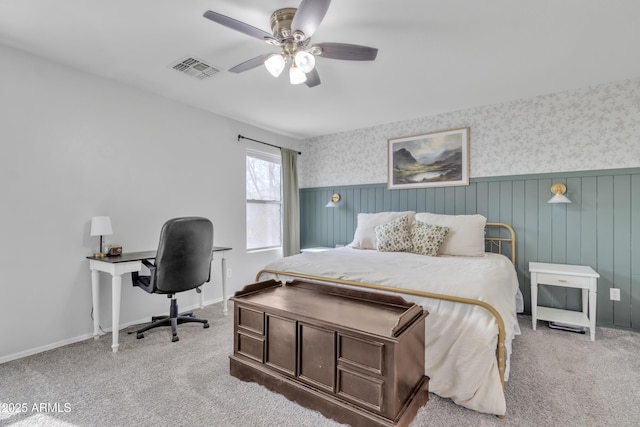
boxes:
[589,289,597,341]
[531,280,538,330]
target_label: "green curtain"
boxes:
[281,148,300,256]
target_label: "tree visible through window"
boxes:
[246,150,282,250]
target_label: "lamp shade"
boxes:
[547,194,572,204]
[325,193,341,207]
[264,54,286,77]
[294,51,316,73]
[547,183,571,204]
[90,216,113,236]
[289,66,307,85]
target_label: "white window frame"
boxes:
[246,149,282,252]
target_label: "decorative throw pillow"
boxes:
[414,213,486,256]
[410,221,450,257]
[374,215,412,252]
[349,211,416,249]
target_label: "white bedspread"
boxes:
[262,247,521,416]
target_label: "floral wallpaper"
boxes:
[299,79,640,188]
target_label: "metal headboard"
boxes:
[485,222,516,265]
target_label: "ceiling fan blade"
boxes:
[203,10,273,41]
[291,0,331,39]
[314,42,378,61]
[228,53,274,73]
[305,68,321,88]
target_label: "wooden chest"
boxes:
[230,279,429,427]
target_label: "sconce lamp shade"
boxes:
[90,216,113,236]
[548,183,572,204]
[325,193,341,208]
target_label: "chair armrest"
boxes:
[142,259,156,271]
[132,259,157,293]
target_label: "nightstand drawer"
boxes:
[536,273,591,289]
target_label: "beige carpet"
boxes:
[1,301,639,426]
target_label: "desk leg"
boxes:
[111,274,122,352]
[91,269,100,340]
[589,289,597,341]
[222,256,228,315]
[200,268,206,308]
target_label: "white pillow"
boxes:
[414,213,486,256]
[349,211,416,249]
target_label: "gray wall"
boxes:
[0,44,299,362]
[300,168,640,330]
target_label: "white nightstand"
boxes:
[300,247,334,253]
[529,262,600,341]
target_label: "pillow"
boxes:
[374,215,412,252]
[410,221,450,256]
[414,213,486,256]
[349,211,416,249]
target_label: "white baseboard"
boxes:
[0,297,224,365]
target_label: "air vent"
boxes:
[171,57,220,80]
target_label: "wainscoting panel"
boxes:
[299,168,640,330]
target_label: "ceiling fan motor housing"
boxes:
[270,8,297,39]
[270,8,312,59]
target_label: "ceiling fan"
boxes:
[203,0,378,88]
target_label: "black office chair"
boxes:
[130,217,213,342]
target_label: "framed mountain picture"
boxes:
[387,127,469,190]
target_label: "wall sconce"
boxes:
[547,183,572,204]
[325,193,341,208]
[90,216,113,256]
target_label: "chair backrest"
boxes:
[154,217,214,294]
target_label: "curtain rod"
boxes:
[238,134,301,155]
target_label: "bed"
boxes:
[256,212,522,417]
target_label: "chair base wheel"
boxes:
[130,299,208,343]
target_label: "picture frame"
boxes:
[387,127,469,190]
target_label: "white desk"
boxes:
[529,262,599,341]
[88,247,231,352]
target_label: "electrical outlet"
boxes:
[610,288,621,301]
[226,268,232,278]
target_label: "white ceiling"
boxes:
[1,1,639,139]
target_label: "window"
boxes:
[246,150,282,251]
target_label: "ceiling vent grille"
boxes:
[171,57,220,80]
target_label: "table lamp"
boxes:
[90,216,113,256]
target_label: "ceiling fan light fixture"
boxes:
[293,30,306,42]
[309,45,322,56]
[289,66,307,84]
[264,54,286,77]
[294,50,316,73]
